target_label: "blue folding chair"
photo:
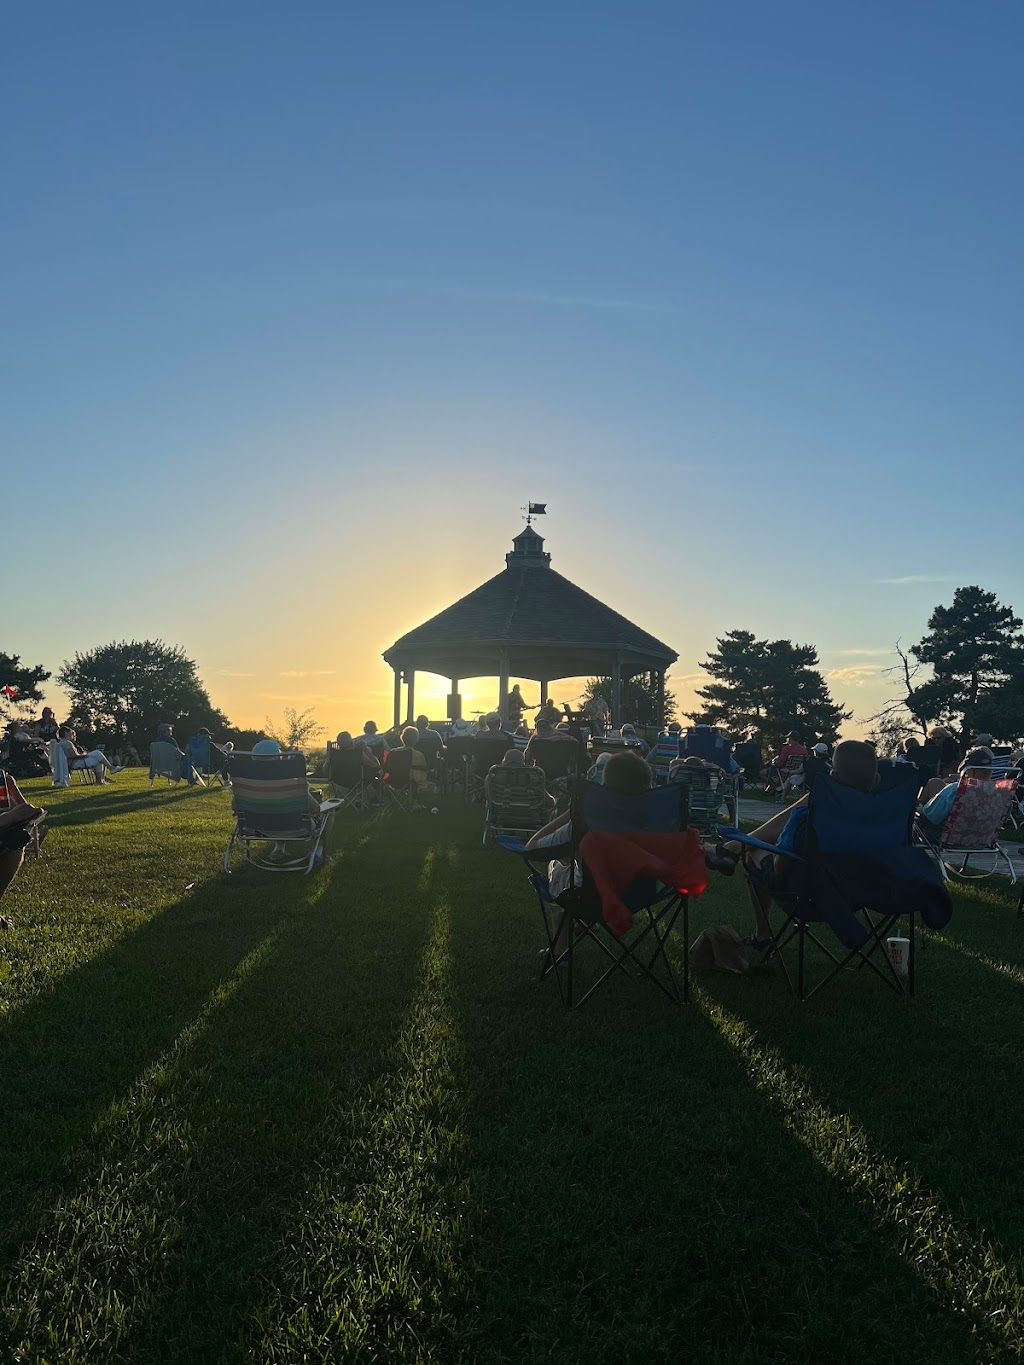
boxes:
[186,733,227,787]
[721,760,951,1000]
[499,780,705,1009]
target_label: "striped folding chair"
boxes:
[225,752,340,873]
[917,767,1020,884]
[483,765,550,845]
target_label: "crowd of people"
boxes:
[5,696,1021,953]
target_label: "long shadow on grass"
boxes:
[40,784,214,829]
[699,879,1024,1278]
[444,847,1016,1365]
[0,821,378,1351]
[1,815,455,1364]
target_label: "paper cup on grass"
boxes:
[886,936,910,977]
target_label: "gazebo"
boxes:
[383,524,677,727]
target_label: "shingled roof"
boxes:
[383,526,677,682]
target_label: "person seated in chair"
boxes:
[414,714,446,777]
[58,726,121,784]
[0,775,46,910]
[720,740,880,951]
[474,712,505,740]
[928,726,962,777]
[398,726,430,790]
[31,707,61,743]
[153,721,202,784]
[915,747,994,843]
[733,731,763,783]
[525,750,654,949]
[336,730,381,774]
[356,720,388,759]
[251,738,334,859]
[619,723,645,749]
[524,717,578,766]
[487,747,554,809]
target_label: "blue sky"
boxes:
[4,1,1021,733]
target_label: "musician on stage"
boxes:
[584,693,611,735]
[535,697,560,728]
[507,684,533,728]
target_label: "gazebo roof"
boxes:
[383,526,677,682]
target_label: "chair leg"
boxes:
[908,913,916,998]
[682,896,690,1003]
[565,916,575,1009]
[797,924,806,1000]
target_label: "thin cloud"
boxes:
[279,669,336,678]
[873,574,965,586]
[834,648,893,657]
[827,666,884,685]
[215,670,254,677]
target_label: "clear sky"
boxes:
[5,1,1021,738]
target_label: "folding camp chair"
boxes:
[149,741,185,784]
[186,734,227,788]
[677,727,739,820]
[499,780,707,1009]
[482,764,549,845]
[381,748,425,813]
[0,770,46,858]
[525,736,582,812]
[723,760,951,1000]
[465,735,511,804]
[224,751,340,873]
[915,767,1019,883]
[325,741,376,809]
[667,763,724,839]
[765,755,804,798]
[647,733,681,784]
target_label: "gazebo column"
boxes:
[539,679,548,704]
[392,667,402,730]
[405,669,415,725]
[449,679,461,721]
[611,654,623,728]
[497,649,510,722]
[655,670,665,729]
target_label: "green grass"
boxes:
[2,771,1023,1363]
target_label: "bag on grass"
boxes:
[689,925,751,974]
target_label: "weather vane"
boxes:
[522,501,547,527]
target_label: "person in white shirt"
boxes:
[57,727,121,784]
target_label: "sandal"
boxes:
[704,843,739,877]
[742,935,775,955]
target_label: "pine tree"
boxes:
[689,630,851,751]
[0,653,50,721]
[910,586,1024,741]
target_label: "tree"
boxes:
[864,712,917,759]
[909,586,1024,741]
[0,653,50,722]
[864,642,930,743]
[583,674,677,730]
[689,629,851,751]
[58,640,229,745]
[264,707,324,749]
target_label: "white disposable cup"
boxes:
[886,936,910,977]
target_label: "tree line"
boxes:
[588,584,1024,751]
[6,584,1023,754]
[0,641,260,750]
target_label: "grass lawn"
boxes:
[2,771,1023,1363]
